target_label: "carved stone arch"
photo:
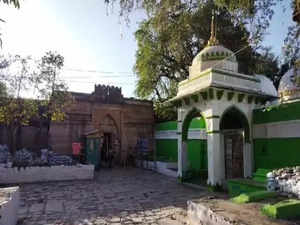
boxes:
[100,113,119,137]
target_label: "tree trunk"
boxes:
[6,125,19,156]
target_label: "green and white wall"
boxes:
[253,101,300,170]
[155,118,208,172]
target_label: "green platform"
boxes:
[227,168,269,197]
[262,199,300,219]
[252,168,271,184]
[232,190,276,204]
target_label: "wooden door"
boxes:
[224,131,244,179]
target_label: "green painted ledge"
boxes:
[262,199,300,219]
[227,179,266,197]
[232,191,276,204]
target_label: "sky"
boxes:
[0,0,295,98]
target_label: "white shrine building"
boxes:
[170,15,278,185]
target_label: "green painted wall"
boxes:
[253,101,300,124]
[187,140,207,172]
[155,139,208,171]
[156,139,178,162]
[188,117,206,129]
[155,117,206,131]
[155,117,207,171]
[254,138,300,170]
[155,121,177,131]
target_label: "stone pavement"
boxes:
[18,168,206,225]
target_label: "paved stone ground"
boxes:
[18,168,206,225]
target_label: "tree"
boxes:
[134,2,283,121]
[0,52,71,154]
[135,2,260,101]
[0,0,20,46]
[0,0,20,8]
[109,0,298,63]
[37,51,72,130]
[0,82,7,98]
[0,55,40,154]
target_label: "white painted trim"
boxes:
[253,119,300,138]
[155,129,207,140]
[0,187,19,225]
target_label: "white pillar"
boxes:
[244,142,253,178]
[177,132,183,178]
[206,117,224,185]
[177,108,188,179]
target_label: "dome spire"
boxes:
[207,10,219,46]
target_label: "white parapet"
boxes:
[0,187,19,225]
[0,164,94,184]
[136,160,178,178]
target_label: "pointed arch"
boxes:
[101,113,119,136]
[220,106,250,142]
[182,107,206,141]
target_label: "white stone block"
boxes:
[0,187,19,225]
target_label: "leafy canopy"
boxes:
[134,1,284,121]
[0,52,71,153]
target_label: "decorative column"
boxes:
[177,108,188,180]
[244,142,252,178]
[206,116,224,185]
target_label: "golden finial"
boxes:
[207,10,219,46]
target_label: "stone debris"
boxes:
[47,150,75,166]
[2,147,77,168]
[0,144,11,164]
[14,148,34,166]
[267,166,300,198]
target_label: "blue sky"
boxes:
[0,0,295,97]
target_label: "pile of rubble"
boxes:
[0,145,76,168]
[0,145,11,164]
[267,166,300,198]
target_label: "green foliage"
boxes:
[283,24,300,65]
[154,102,177,122]
[0,82,7,98]
[134,2,256,105]
[0,52,71,154]
[38,51,73,122]
[0,0,20,8]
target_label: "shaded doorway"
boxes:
[223,130,244,179]
[181,108,207,183]
[101,132,113,168]
[220,107,249,179]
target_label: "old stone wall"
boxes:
[49,89,154,163]
[0,86,154,161]
[0,125,48,152]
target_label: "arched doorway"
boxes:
[99,114,120,167]
[181,108,207,182]
[220,107,250,179]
